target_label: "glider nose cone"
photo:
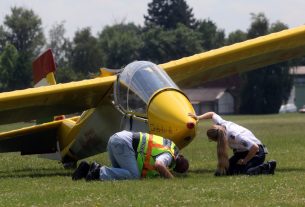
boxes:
[147,89,197,149]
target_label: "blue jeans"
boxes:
[99,134,140,180]
[228,145,266,175]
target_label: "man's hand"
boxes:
[214,168,227,176]
[237,159,247,165]
[238,144,259,165]
[154,160,174,179]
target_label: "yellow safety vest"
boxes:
[136,132,179,178]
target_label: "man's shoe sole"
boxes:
[85,162,101,181]
[72,161,90,180]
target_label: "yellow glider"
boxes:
[0,25,305,166]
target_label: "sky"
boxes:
[1,0,305,39]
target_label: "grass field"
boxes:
[0,113,305,206]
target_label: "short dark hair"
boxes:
[173,154,189,173]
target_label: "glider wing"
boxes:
[161,25,305,86]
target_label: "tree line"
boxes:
[0,0,303,114]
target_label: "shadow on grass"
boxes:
[0,167,72,178]
[276,167,305,173]
[189,167,305,175]
[188,168,215,174]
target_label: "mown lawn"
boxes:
[0,113,304,207]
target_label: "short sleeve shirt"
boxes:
[212,114,262,152]
[155,152,173,167]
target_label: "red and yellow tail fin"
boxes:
[32,49,65,122]
[32,48,57,87]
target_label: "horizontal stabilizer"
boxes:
[0,121,62,155]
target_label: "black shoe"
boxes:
[246,165,263,175]
[267,160,277,175]
[85,162,101,181]
[72,161,90,181]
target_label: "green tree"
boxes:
[239,13,293,114]
[2,7,45,90]
[226,30,247,45]
[196,19,225,50]
[98,23,142,68]
[0,26,7,52]
[144,0,197,30]
[140,23,202,64]
[4,7,45,57]
[55,67,78,83]
[47,21,72,68]
[0,44,19,92]
[47,21,76,83]
[71,27,102,76]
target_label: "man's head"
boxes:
[173,154,189,173]
[207,125,225,142]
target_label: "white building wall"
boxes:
[218,92,234,114]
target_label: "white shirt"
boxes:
[156,153,173,167]
[212,114,262,152]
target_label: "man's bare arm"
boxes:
[188,112,215,121]
[154,160,174,179]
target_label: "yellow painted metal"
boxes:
[147,89,196,149]
[99,68,115,77]
[57,118,76,150]
[46,72,57,85]
[160,25,305,86]
[0,120,61,140]
[0,75,116,124]
[59,108,98,159]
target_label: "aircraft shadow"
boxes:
[0,167,72,179]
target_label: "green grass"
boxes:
[0,113,305,206]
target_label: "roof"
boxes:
[182,88,228,102]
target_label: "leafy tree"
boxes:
[2,7,45,90]
[196,19,225,50]
[247,13,269,39]
[226,30,247,45]
[56,67,78,83]
[47,21,72,68]
[98,23,142,68]
[0,44,19,92]
[4,7,45,57]
[140,23,202,64]
[71,27,102,75]
[144,0,197,30]
[0,26,7,53]
[239,13,293,114]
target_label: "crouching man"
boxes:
[72,130,189,181]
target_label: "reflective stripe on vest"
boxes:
[136,132,178,178]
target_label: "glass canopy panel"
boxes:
[117,61,178,114]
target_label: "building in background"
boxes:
[280,66,305,113]
[292,66,305,110]
[183,88,234,115]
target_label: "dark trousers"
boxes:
[228,145,265,175]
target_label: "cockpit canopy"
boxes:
[115,61,179,117]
